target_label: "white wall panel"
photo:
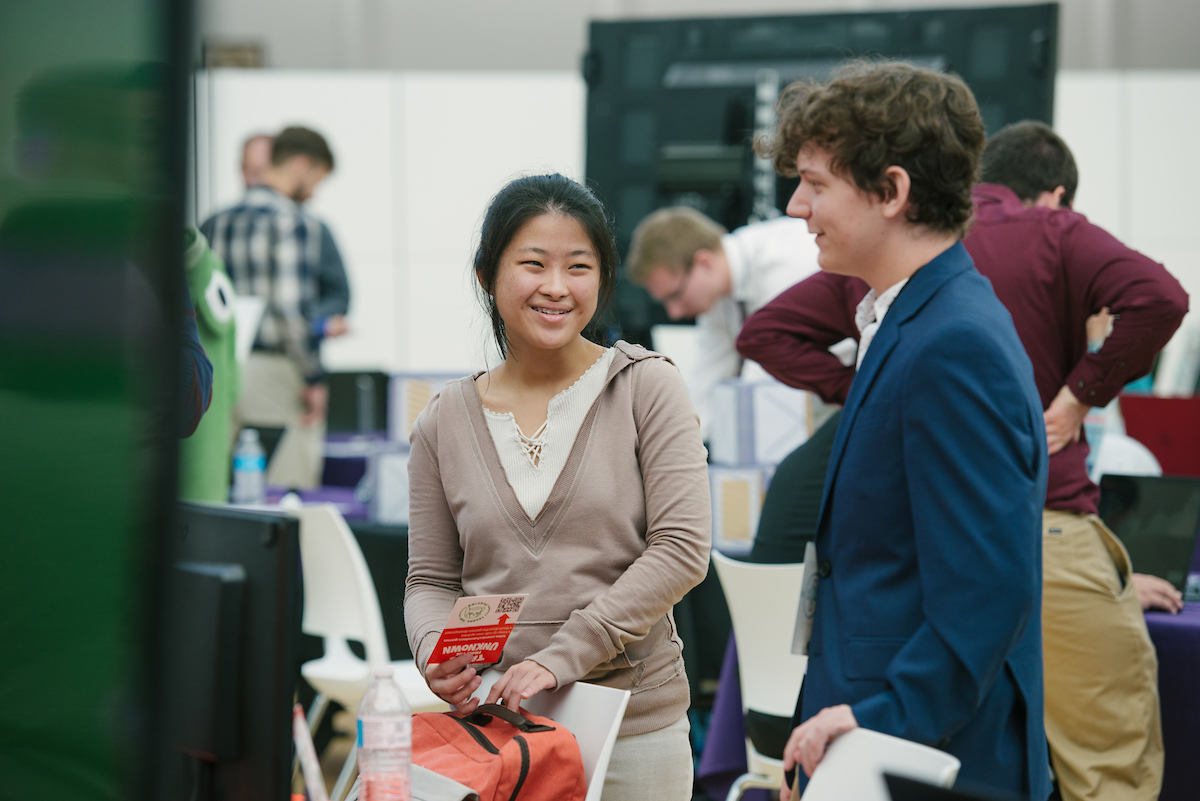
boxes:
[1056,70,1200,358]
[203,71,394,260]
[199,70,584,374]
[1054,71,1125,239]
[402,259,493,373]
[1127,72,1200,253]
[1124,74,1200,307]
[394,72,586,372]
[201,70,398,372]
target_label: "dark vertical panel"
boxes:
[0,1,189,799]
[584,4,1060,343]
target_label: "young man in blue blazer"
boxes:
[756,63,1052,800]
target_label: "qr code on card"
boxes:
[497,596,524,614]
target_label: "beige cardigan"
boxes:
[404,342,712,736]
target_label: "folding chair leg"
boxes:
[307,693,330,732]
[293,693,331,780]
[725,772,782,801]
[331,742,358,801]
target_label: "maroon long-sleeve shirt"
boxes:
[738,184,1189,514]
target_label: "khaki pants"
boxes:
[232,352,325,489]
[1042,510,1164,801]
[600,715,692,801]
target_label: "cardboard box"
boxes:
[388,372,468,442]
[709,465,773,556]
[709,378,812,466]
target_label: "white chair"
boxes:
[294,504,445,799]
[295,504,444,713]
[710,550,808,801]
[801,727,960,800]
[469,671,630,801]
[1090,431,1162,483]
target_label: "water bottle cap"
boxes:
[374,666,394,678]
[240,428,260,443]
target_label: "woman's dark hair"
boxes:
[473,174,618,358]
[980,121,1078,207]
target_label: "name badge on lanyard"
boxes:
[792,541,819,656]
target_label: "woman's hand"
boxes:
[425,654,483,713]
[485,660,557,712]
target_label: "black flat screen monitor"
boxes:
[1098,474,1200,592]
[585,4,1059,343]
[886,773,1025,801]
[326,370,390,434]
[159,503,302,801]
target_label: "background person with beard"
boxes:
[201,126,350,488]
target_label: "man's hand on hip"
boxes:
[780,704,858,799]
[300,382,328,427]
[1044,385,1089,455]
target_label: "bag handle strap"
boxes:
[467,704,555,733]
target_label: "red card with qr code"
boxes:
[426,594,529,667]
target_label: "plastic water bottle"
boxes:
[231,428,266,504]
[357,666,412,801]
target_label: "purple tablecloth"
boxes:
[696,635,769,801]
[701,601,1200,801]
[321,432,391,488]
[1145,600,1200,801]
[264,485,369,519]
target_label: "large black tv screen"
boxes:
[584,3,1059,342]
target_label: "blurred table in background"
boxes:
[266,485,367,520]
[1145,600,1200,801]
[320,432,391,489]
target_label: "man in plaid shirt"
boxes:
[201,126,350,488]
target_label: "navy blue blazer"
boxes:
[794,244,1052,800]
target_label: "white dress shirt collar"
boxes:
[855,277,910,371]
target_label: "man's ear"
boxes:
[691,248,716,273]
[1030,186,1066,209]
[879,165,912,221]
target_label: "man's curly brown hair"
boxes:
[756,61,985,239]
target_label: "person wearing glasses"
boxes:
[626,208,826,438]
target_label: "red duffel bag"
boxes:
[412,703,587,801]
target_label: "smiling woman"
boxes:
[472,174,617,361]
[404,174,712,801]
[491,213,602,358]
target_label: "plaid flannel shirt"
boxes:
[200,187,349,382]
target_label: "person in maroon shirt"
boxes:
[739,120,1189,801]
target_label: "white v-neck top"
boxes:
[482,348,615,519]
